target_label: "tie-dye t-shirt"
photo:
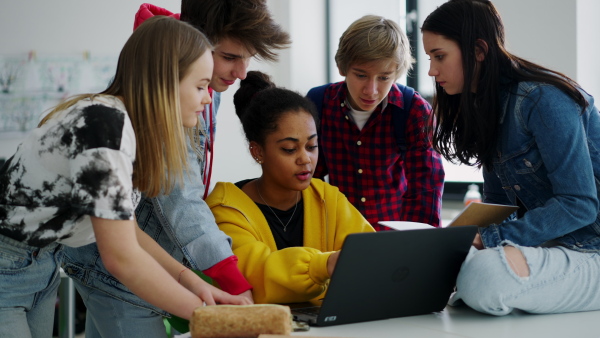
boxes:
[0,95,136,248]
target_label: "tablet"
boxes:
[448,202,518,227]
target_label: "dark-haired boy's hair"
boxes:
[180,0,290,61]
[234,71,319,145]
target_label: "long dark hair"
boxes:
[421,0,586,168]
[233,71,318,146]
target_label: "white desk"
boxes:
[292,305,600,338]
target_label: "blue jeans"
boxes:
[451,242,600,315]
[0,233,62,338]
[73,281,168,338]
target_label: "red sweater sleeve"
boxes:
[202,255,253,295]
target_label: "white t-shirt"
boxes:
[346,97,388,130]
[0,95,136,248]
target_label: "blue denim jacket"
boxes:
[62,92,234,315]
[480,81,600,252]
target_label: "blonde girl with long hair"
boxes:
[0,16,248,338]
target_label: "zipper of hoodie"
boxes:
[217,204,251,223]
[321,198,329,250]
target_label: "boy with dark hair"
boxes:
[180,0,289,64]
[62,1,290,336]
[307,15,444,230]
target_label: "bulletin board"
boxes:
[0,51,116,133]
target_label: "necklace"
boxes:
[256,179,299,232]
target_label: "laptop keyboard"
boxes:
[293,306,321,316]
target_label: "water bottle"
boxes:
[463,184,482,206]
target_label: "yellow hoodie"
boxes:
[206,178,374,304]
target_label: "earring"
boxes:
[254,157,262,164]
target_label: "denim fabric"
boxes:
[0,234,62,338]
[451,242,600,315]
[135,141,234,271]
[481,82,600,252]
[62,242,167,316]
[74,281,168,338]
[134,91,234,271]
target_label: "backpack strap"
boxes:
[306,83,331,122]
[306,83,415,156]
[392,83,415,155]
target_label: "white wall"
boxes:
[577,0,600,100]
[0,1,177,55]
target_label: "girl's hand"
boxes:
[211,287,253,305]
[327,251,340,276]
[183,272,252,305]
[238,289,254,304]
[472,232,484,250]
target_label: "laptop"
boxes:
[290,226,478,326]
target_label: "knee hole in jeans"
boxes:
[503,246,530,277]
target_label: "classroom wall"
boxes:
[576,0,600,99]
[1,0,598,189]
[0,0,179,161]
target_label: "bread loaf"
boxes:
[189,304,292,338]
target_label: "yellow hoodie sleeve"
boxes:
[208,181,373,305]
[215,212,332,304]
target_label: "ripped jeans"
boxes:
[449,241,600,315]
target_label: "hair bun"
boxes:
[242,71,275,90]
[234,71,276,119]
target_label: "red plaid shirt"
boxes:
[313,82,444,230]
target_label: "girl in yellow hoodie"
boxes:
[206,71,374,304]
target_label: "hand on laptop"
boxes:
[327,251,340,276]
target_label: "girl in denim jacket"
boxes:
[422,0,600,316]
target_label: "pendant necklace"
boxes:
[256,179,299,232]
